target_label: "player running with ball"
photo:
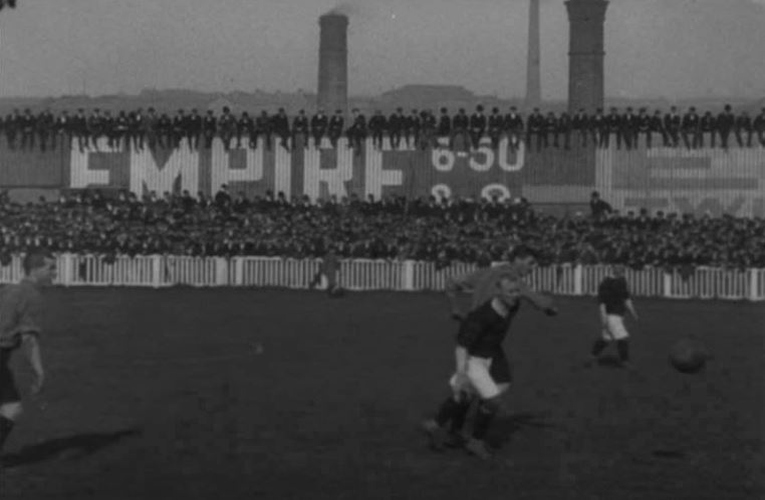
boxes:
[0,250,55,462]
[422,246,558,460]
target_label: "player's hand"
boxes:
[454,371,469,389]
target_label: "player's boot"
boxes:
[465,438,493,460]
[443,431,466,449]
[420,419,448,452]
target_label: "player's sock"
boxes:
[617,339,630,362]
[435,396,465,427]
[0,416,14,452]
[449,397,472,433]
[472,400,499,441]
[591,339,608,357]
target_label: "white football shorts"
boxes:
[449,356,510,400]
[601,314,630,341]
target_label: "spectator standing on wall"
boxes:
[469,105,487,151]
[621,107,637,150]
[543,111,557,149]
[735,110,753,148]
[636,108,650,149]
[368,110,386,150]
[754,108,765,147]
[420,110,436,150]
[21,108,37,151]
[405,109,420,149]
[590,108,605,149]
[527,108,544,152]
[504,106,524,153]
[663,106,681,148]
[650,110,666,148]
[716,104,735,151]
[436,108,451,148]
[699,110,716,149]
[292,109,309,149]
[237,111,254,149]
[681,107,700,150]
[5,109,19,150]
[218,106,237,151]
[348,108,367,153]
[451,108,469,151]
[559,111,572,150]
[256,111,273,151]
[130,108,145,151]
[202,110,217,149]
[272,108,291,151]
[54,110,72,152]
[114,111,130,151]
[328,109,344,149]
[186,109,202,151]
[311,109,328,149]
[36,109,54,153]
[388,107,404,150]
[487,107,503,150]
[572,108,589,148]
[605,107,622,150]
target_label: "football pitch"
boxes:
[1,288,762,500]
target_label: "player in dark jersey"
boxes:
[423,257,558,459]
[0,249,56,459]
[585,264,639,369]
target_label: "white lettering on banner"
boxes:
[130,144,199,195]
[303,138,353,200]
[69,139,110,188]
[364,145,402,200]
[274,145,292,196]
[468,147,495,172]
[497,138,525,172]
[481,183,511,201]
[432,146,455,172]
[431,184,452,200]
[210,142,263,193]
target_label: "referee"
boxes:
[586,264,639,369]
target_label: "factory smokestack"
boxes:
[566,0,608,113]
[317,13,349,114]
[525,0,541,108]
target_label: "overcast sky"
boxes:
[0,0,763,100]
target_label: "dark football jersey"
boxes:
[456,300,520,358]
[598,276,630,316]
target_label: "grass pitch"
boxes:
[1,288,762,499]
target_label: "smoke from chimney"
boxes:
[317,12,349,114]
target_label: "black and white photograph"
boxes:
[0,0,762,498]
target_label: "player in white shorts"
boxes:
[586,264,639,369]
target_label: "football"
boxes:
[669,337,709,374]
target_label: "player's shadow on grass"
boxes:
[488,412,556,449]
[596,355,624,368]
[2,427,142,468]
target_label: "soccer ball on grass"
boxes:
[668,337,709,374]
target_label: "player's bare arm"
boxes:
[626,299,638,321]
[518,281,558,316]
[21,332,44,395]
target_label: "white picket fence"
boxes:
[0,253,762,301]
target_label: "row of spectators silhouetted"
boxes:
[1,104,764,153]
[0,188,762,272]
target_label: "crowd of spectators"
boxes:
[2,104,764,154]
[0,188,762,272]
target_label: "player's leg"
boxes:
[0,355,23,454]
[606,315,632,368]
[464,357,502,459]
[585,324,611,367]
[422,373,475,451]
